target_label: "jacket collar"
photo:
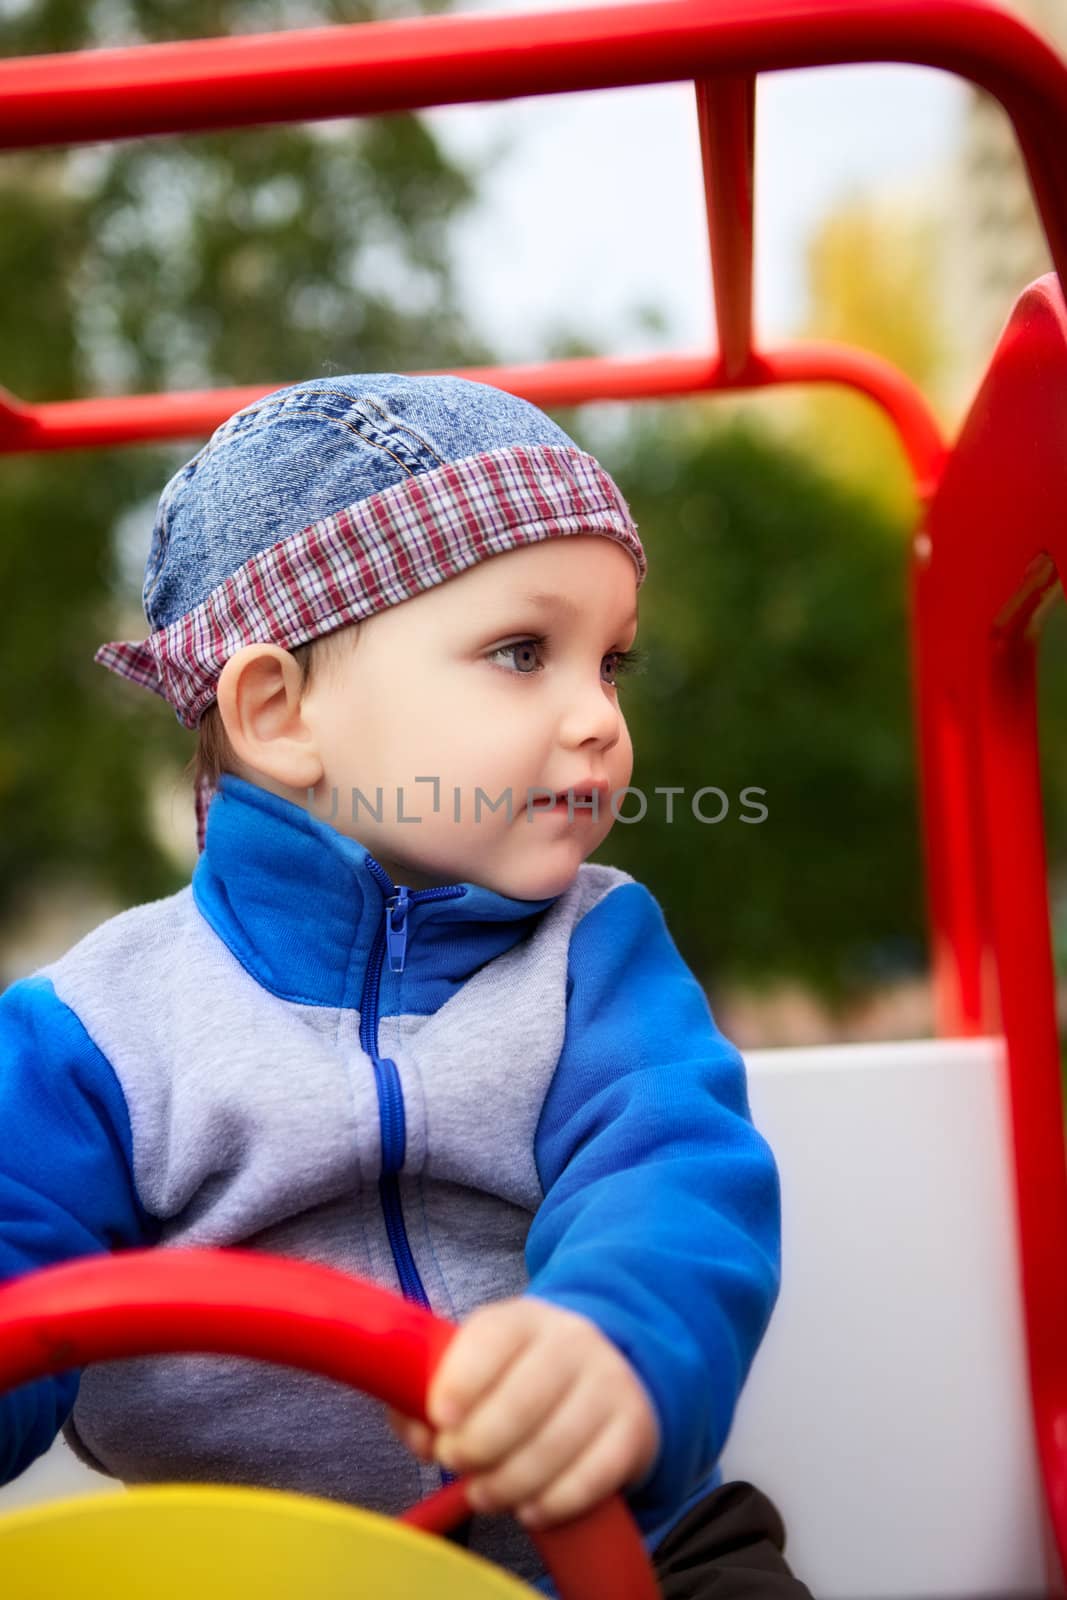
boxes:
[191,774,562,1007]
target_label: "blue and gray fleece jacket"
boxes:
[0,773,780,1593]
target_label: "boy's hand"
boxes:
[385,1297,659,1530]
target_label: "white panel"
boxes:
[721,1036,1047,1598]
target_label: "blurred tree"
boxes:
[0,0,489,927]
[575,404,926,1004]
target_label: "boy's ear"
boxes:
[216,644,323,792]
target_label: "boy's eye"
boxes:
[488,638,648,683]
[603,647,647,686]
[489,638,544,674]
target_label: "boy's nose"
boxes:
[557,678,624,751]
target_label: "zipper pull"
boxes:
[385,886,410,974]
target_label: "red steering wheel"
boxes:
[0,1249,661,1600]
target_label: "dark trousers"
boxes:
[651,1480,814,1599]
[445,1479,814,1598]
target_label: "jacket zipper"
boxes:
[359,860,467,1499]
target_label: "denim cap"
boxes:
[94,372,647,847]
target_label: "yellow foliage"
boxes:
[791,196,953,523]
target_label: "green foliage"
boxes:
[0,0,488,922]
[572,405,926,1002]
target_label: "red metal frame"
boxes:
[3,0,1067,1586]
[911,274,1067,1580]
[13,0,1067,500]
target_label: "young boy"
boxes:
[0,373,808,1598]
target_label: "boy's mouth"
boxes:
[552,781,610,809]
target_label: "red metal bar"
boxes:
[0,344,947,500]
[695,75,756,381]
[0,0,1058,511]
[984,634,1067,1577]
[914,274,1067,1580]
[0,0,1064,296]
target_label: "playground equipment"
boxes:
[2,0,1067,1595]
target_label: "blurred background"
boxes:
[1,0,1065,1049]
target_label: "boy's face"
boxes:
[298,534,639,899]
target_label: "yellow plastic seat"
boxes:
[0,1483,539,1599]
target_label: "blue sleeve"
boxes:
[524,881,781,1521]
[0,974,157,1483]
